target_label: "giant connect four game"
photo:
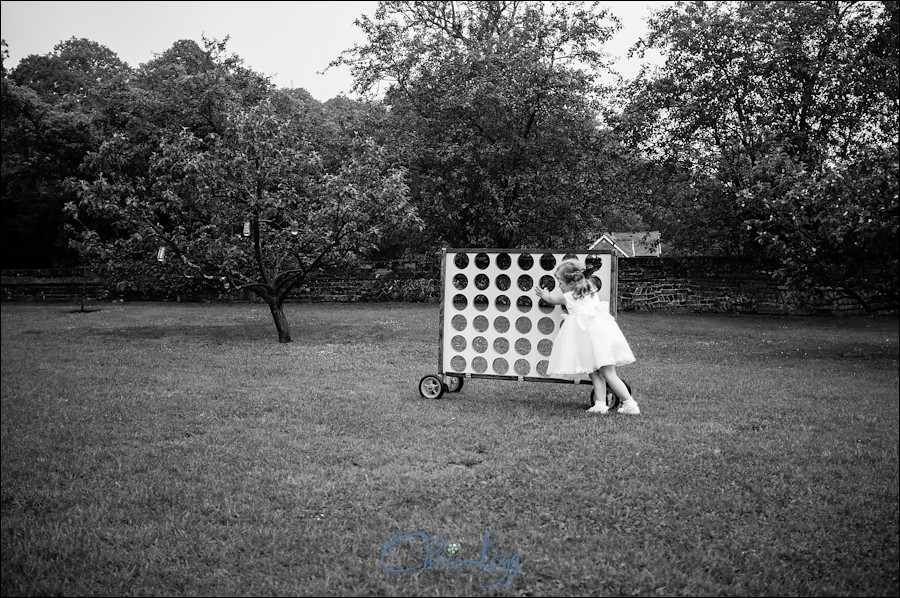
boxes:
[419,248,619,399]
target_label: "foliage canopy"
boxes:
[1,1,897,320]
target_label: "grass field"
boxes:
[1,302,898,596]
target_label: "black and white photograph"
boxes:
[1,1,898,595]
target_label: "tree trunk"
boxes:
[267,299,293,343]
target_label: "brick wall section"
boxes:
[616,256,866,315]
[1,269,104,303]
[619,256,760,313]
[2,258,891,315]
[286,260,442,303]
[268,256,888,315]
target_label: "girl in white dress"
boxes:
[535,260,640,415]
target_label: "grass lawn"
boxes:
[1,301,898,597]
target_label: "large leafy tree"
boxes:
[68,94,418,342]
[621,0,898,308]
[11,37,130,108]
[86,37,272,187]
[334,0,631,249]
[742,145,898,311]
[1,38,128,267]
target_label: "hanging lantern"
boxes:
[156,246,166,262]
[290,220,299,235]
[243,221,251,237]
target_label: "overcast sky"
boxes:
[1,1,669,101]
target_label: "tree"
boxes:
[86,37,273,186]
[743,145,898,310]
[68,96,419,342]
[10,37,130,108]
[130,37,271,140]
[620,0,898,308]
[333,0,630,249]
[58,36,421,343]
[1,38,124,267]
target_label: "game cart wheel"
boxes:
[419,375,446,399]
[445,375,464,393]
[606,390,622,411]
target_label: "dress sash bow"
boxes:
[573,304,602,331]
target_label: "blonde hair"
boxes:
[555,260,599,299]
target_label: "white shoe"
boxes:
[617,399,641,415]
[587,403,609,414]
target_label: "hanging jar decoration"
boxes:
[156,246,166,262]
[243,221,251,237]
[290,220,299,235]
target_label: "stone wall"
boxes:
[2,257,892,315]
[292,256,884,315]
[616,257,868,315]
[286,260,442,303]
[1,269,104,303]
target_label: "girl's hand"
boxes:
[535,287,548,301]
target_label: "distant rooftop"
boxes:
[589,232,662,257]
